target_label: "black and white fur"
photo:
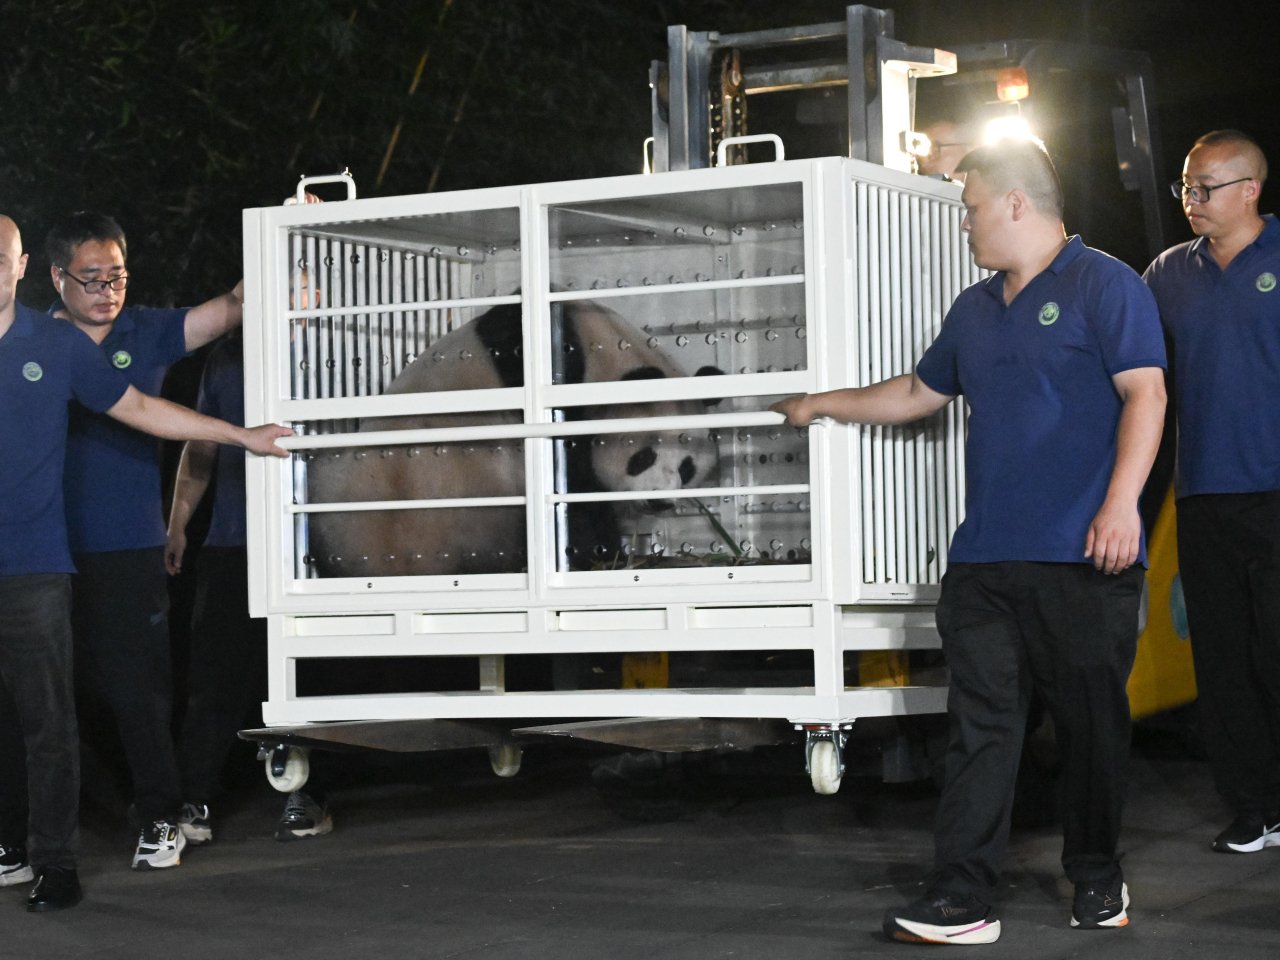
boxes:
[306,300,719,578]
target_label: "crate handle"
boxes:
[290,169,357,204]
[716,134,785,167]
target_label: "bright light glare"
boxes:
[982,114,1038,145]
[902,130,932,159]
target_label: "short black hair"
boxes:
[956,138,1064,219]
[1192,129,1268,184]
[45,211,127,269]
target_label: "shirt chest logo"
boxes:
[22,361,43,382]
[1257,272,1277,293]
[111,350,132,369]
[1038,301,1060,326]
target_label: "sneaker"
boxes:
[179,802,213,845]
[0,843,34,887]
[131,819,186,870]
[1070,878,1129,928]
[883,892,1001,944]
[26,866,82,912]
[1212,814,1280,854]
[275,791,333,842]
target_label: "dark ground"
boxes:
[5,717,1278,959]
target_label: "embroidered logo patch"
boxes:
[22,361,43,382]
[1038,301,1060,326]
[1257,272,1277,293]
[111,350,132,369]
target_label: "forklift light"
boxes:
[996,67,1030,103]
[901,130,932,159]
[983,114,1037,145]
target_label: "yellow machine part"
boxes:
[858,650,910,687]
[1127,488,1198,719]
[621,651,670,689]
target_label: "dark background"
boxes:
[2,0,1276,310]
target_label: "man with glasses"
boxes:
[44,211,248,872]
[1144,129,1280,856]
[0,212,289,910]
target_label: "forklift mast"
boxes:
[651,4,1170,264]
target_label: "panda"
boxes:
[305,299,721,578]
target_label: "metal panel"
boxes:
[850,173,977,591]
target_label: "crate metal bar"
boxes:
[548,274,804,303]
[277,410,798,451]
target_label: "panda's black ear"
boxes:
[695,366,724,406]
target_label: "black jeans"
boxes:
[179,547,267,804]
[0,574,79,869]
[1176,492,1280,816]
[73,548,181,823]
[931,561,1142,896]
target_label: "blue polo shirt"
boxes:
[55,303,189,552]
[1,303,130,575]
[197,335,247,548]
[916,236,1166,565]
[1143,214,1280,497]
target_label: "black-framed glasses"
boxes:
[1169,177,1254,203]
[57,267,129,295]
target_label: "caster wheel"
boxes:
[265,745,309,793]
[808,739,842,795]
[488,742,522,778]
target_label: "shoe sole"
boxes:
[179,824,213,845]
[1216,833,1280,854]
[274,815,334,842]
[887,917,1002,944]
[0,866,35,887]
[27,892,83,912]
[1071,882,1130,928]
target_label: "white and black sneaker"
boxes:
[132,819,186,870]
[275,791,333,842]
[0,842,34,887]
[178,802,213,846]
[883,891,1001,944]
[1212,814,1280,854]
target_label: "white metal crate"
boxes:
[241,157,979,736]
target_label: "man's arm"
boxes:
[1084,366,1167,574]
[183,279,244,352]
[165,439,217,575]
[771,372,954,427]
[106,385,291,456]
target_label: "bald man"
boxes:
[774,139,1167,942]
[1144,130,1280,856]
[0,214,290,911]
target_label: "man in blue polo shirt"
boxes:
[1144,129,1280,856]
[774,139,1167,943]
[45,211,248,871]
[0,213,290,911]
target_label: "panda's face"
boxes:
[565,303,720,497]
[589,418,717,496]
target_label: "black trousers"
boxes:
[1176,492,1280,816]
[0,574,79,869]
[73,548,181,823]
[931,562,1142,895]
[178,547,267,804]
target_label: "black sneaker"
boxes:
[883,892,1001,944]
[26,867,82,912]
[132,819,186,869]
[179,802,213,846]
[275,791,333,842]
[0,842,34,887]
[1070,878,1129,928]
[1212,814,1280,854]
